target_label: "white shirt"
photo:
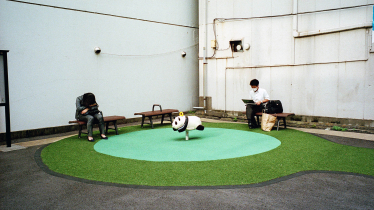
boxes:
[250,87,270,103]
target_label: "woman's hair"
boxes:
[82,93,97,107]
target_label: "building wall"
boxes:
[199,0,374,121]
[0,0,199,132]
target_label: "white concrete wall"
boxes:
[0,0,199,132]
[199,0,374,120]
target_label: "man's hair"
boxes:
[250,79,259,86]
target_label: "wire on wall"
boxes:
[100,44,198,57]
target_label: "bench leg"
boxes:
[161,114,165,125]
[105,122,109,134]
[169,113,172,122]
[78,125,83,138]
[114,121,119,135]
[141,116,145,128]
[283,117,287,129]
[256,115,260,126]
[149,116,154,129]
[277,119,280,131]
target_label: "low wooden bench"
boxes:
[254,112,295,131]
[69,115,126,138]
[134,104,178,129]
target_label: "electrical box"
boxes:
[211,40,216,49]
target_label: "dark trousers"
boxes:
[78,113,105,137]
[246,104,263,126]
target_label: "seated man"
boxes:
[246,79,269,128]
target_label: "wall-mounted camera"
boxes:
[94,47,101,54]
[181,51,186,57]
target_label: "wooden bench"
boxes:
[134,104,179,129]
[69,115,126,138]
[254,112,295,131]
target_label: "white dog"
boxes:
[172,115,204,140]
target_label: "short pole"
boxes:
[185,130,189,140]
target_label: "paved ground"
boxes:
[1,119,374,209]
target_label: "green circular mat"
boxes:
[94,128,281,161]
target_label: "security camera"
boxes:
[94,47,101,54]
[181,51,186,57]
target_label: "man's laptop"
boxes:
[242,99,256,105]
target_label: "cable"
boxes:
[100,44,198,57]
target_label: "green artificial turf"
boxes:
[41,123,374,186]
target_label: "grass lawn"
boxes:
[41,122,374,186]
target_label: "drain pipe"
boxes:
[196,0,208,113]
[203,0,208,111]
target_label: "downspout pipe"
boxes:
[202,0,208,110]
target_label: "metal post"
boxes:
[1,50,11,147]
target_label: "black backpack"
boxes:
[264,100,283,114]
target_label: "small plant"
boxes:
[188,111,196,114]
[311,124,316,128]
[233,117,238,122]
[332,126,347,131]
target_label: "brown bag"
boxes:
[261,113,276,132]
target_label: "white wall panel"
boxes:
[251,18,272,65]
[340,7,368,28]
[206,0,221,23]
[337,62,365,119]
[315,0,341,11]
[225,68,252,111]
[312,64,339,117]
[339,29,367,61]
[366,5,373,23]
[252,0,272,17]
[295,36,315,64]
[216,0,234,19]
[206,59,217,100]
[314,33,340,63]
[215,59,228,110]
[251,68,271,91]
[291,65,315,116]
[224,69,234,111]
[233,0,253,18]
[271,0,293,16]
[271,16,294,65]
[269,67,293,113]
[298,0,316,13]
[298,6,369,33]
[297,13,316,33]
[364,54,374,120]
[340,0,368,7]
[315,10,340,32]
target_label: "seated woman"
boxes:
[75,93,108,142]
